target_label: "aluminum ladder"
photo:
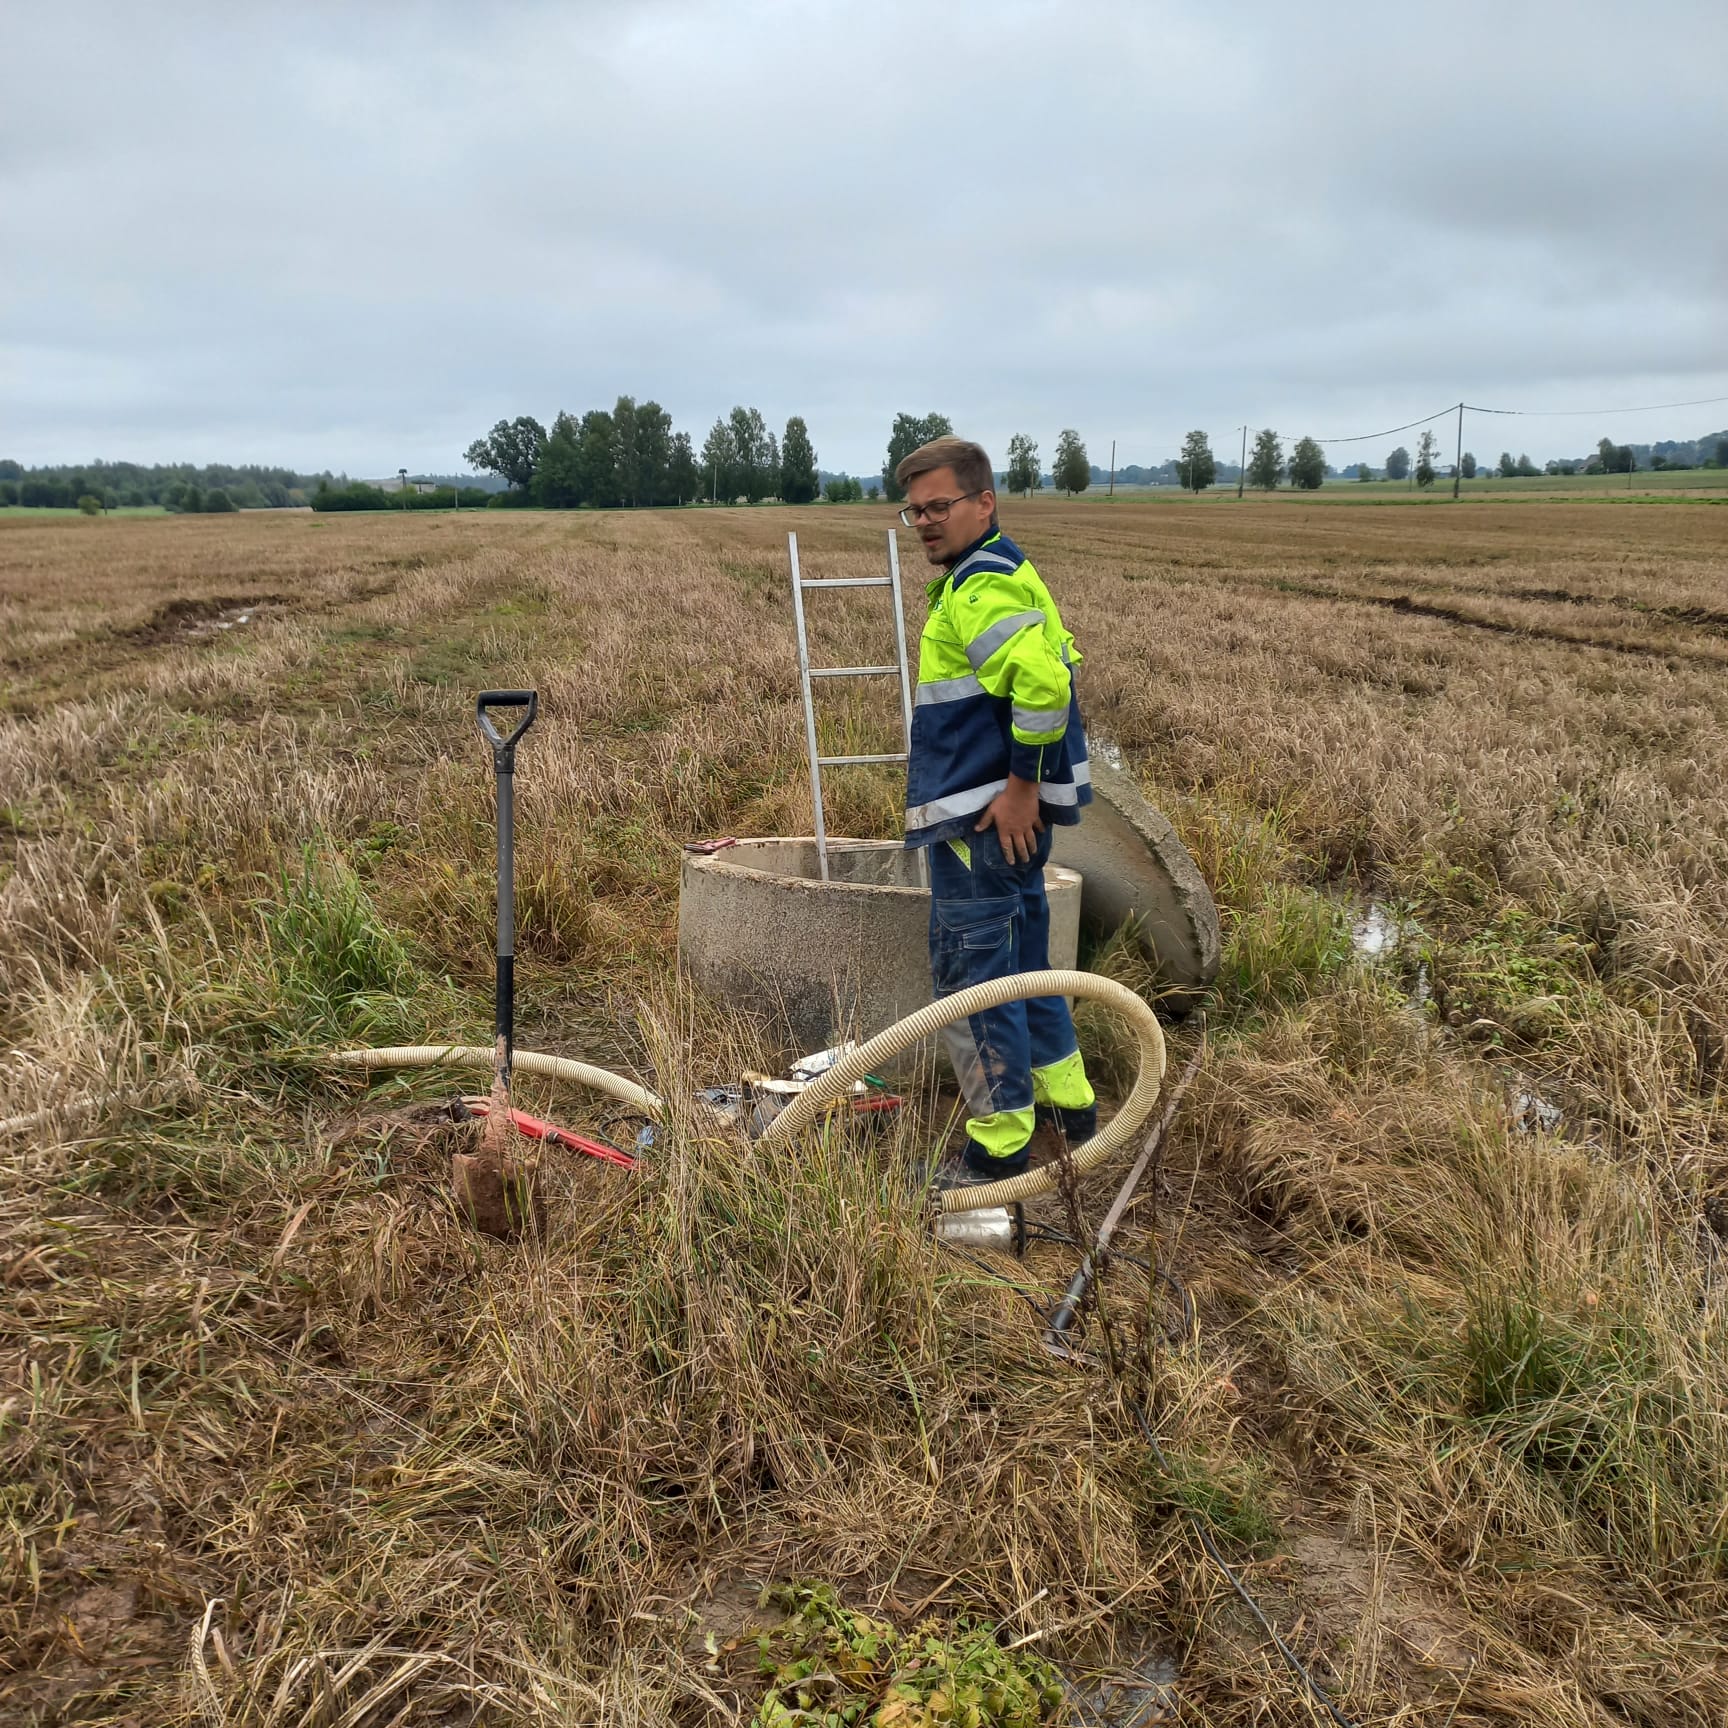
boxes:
[788,529,917,882]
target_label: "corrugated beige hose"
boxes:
[326,1044,663,1117]
[328,970,1166,1215]
[756,970,1166,1213]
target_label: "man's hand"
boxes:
[975,775,1045,864]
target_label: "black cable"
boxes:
[1308,404,1461,445]
[977,1220,1361,1727]
[1020,1223,1197,1335]
[935,1238,1056,1322]
[1131,1402,1361,1728]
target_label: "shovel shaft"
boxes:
[475,691,536,1080]
[496,767,515,1066]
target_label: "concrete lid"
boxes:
[1049,754,1221,1011]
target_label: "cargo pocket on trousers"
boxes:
[932,894,1017,994]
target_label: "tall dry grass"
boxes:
[2,498,1725,1725]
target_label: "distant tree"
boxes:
[77,493,102,516]
[865,481,881,500]
[781,416,819,503]
[669,431,698,503]
[1554,460,1578,476]
[1384,446,1411,482]
[535,411,585,507]
[764,431,781,499]
[1053,430,1090,495]
[0,459,20,481]
[575,410,618,505]
[1246,428,1284,490]
[464,416,547,492]
[1288,436,1326,490]
[1460,451,1477,479]
[1498,451,1518,479]
[1594,437,1636,475]
[611,396,640,504]
[701,418,736,502]
[729,405,772,503]
[1355,463,1373,482]
[882,411,954,501]
[182,484,204,514]
[1414,430,1439,489]
[1175,430,1216,492]
[823,475,863,503]
[643,401,676,504]
[1514,453,1539,477]
[203,488,237,513]
[0,480,17,506]
[1714,438,1728,468]
[1005,433,1042,496]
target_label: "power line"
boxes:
[1035,386,1727,483]
[1464,392,1728,419]
[1307,404,1460,446]
[1236,389,1728,457]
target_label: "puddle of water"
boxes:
[184,606,258,637]
[1091,734,1126,772]
[1511,1077,1563,1134]
[1351,901,1400,958]
[1063,1650,1180,1726]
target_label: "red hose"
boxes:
[459,1097,636,1169]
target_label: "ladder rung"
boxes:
[817,752,908,767]
[801,577,894,589]
[810,665,898,679]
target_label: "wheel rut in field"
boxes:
[1241,575,1728,666]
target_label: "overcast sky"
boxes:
[4,0,1725,477]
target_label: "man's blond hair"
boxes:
[895,436,995,497]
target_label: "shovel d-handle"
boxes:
[475,690,538,1072]
[475,689,538,773]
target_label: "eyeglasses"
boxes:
[898,491,980,527]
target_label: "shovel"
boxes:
[452,689,542,1237]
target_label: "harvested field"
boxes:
[3,497,1726,1726]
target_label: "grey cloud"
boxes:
[2,0,1724,476]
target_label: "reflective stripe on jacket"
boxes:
[904,529,1092,848]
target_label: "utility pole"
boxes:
[1453,402,1464,500]
[1108,439,1115,498]
[1237,425,1247,499]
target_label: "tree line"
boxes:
[462,401,825,508]
[1169,429,1335,491]
[0,458,329,511]
[11,417,1723,518]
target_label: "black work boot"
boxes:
[1035,1102,1098,1147]
[960,1137,1030,1180]
[918,1138,1030,1193]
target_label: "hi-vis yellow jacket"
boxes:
[904,529,1092,848]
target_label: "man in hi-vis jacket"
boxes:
[896,436,1096,1185]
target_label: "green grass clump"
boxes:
[250,845,434,1044]
[1423,903,1602,1045]
[1462,1271,1728,1577]
[1218,884,1350,1013]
